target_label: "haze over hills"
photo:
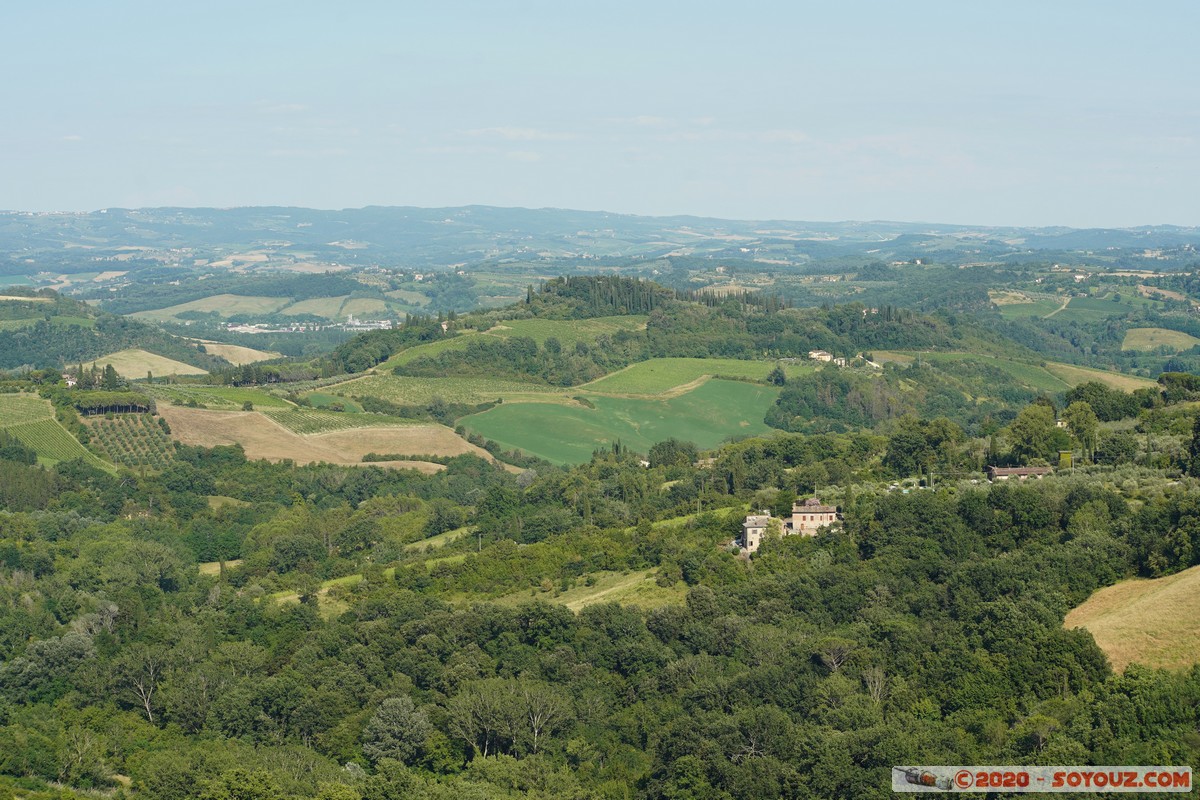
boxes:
[3,206,1199,281]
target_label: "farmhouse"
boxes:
[739,497,841,553]
[986,465,1053,481]
[790,497,840,535]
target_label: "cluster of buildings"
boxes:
[740,497,841,554]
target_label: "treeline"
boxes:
[328,316,449,373]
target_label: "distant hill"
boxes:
[0,289,228,371]
[3,206,1198,280]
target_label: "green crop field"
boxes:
[333,374,568,406]
[261,407,420,434]
[486,315,648,345]
[581,357,785,395]
[143,384,292,409]
[1052,293,1163,324]
[996,297,1065,319]
[894,352,1073,393]
[462,378,781,464]
[305,392,364,412]
[1122,327,1200,352]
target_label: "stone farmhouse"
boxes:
[740,497,841,553]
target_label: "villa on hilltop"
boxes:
[740,497,841,553]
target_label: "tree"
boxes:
[1006,403,1071,464]
[362,696,432,765]
[766,365,786,386]
[1062,401,1100,462]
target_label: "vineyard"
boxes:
[86,414,177,469]
[261,407,420,434]
[5,419,111,469]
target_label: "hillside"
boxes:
[1065,564,1200,672]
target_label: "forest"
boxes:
[1,356,1200,798]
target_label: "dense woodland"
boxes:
[2,363,1200,797]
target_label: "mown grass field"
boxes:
[94,349,207,378]
[1121,327,1200,352]
[581,357,785,395]
[192,340,279,365]
[130,294,291,321]
[992,292,1065,319]
[462,379,780,464]
[1065,563,1200,672]
[143,384,291,409]
[332,373,568,406]
[0,395,110,469]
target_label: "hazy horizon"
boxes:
[5,1,1198,228]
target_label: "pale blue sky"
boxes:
[4,1,1198,226]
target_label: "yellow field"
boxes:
[159,405,489,469]
[1043,362,1157,391]
[93,349,207,378]
[198,559,243,575]
[192,340,280,365]
[1121,327,1200,352]
[280,296,350,318]
[1065,564,1200,672]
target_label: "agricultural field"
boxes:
[261,407,419,434]
[191,340,280,364]
[581,357,786,395]
[1042,362,1157,392]
[142,383,291,409]
[278,296,352,318]
[331,373,568,406]
[1121,327,1200,352]
[485,315,648,345]
[1052,292,1164,324]
[484,568,686,612]
[85,413,176,469]
[92,348,207,378]
[462,379,781,464]
[1065,563,1200,672]
[0,394,108,468]
[304,392,364,412]
[991,291,1065,319]
[129,294,291,322]
[380,333,486,368]
[160,405,486,468]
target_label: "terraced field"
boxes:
[462,379,781,464]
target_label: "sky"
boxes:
[4,1,1198,227]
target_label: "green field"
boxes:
[996,297,1065,319]
[261,407,421,434]
[886,352,1073,393]
[380,333,486,368]
[0,395,112,469]
[582,357,785,395]
[0,394,56,425]
[1122,327,1200,352]
[143,384,292,409]
[462,379,781,464]
[306,392,364,412]
[486,315,648,345]
[333,374,568,406]
[1052,293,1164,324]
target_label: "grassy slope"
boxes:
[92,348,208,378]
[1121,327,1200,352]
[1065,563,1200,672]
[581,357,785,395]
